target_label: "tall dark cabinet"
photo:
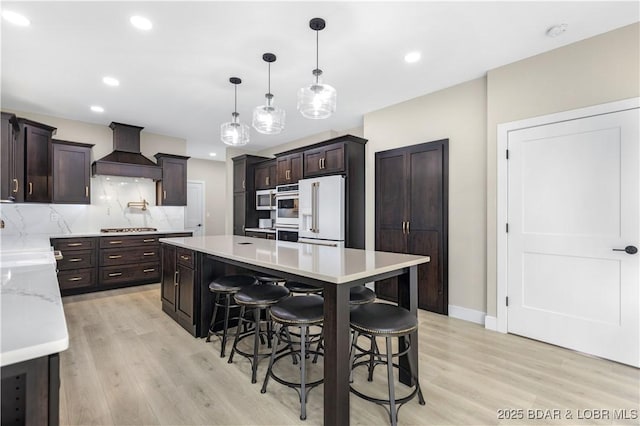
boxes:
[52,140,93,204]
[0,112,20,202]
[232,155,270,235]
[375,139,449,314]
[18,118,57,203]
[155,153,190,206]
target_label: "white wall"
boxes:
[187,158,226,235]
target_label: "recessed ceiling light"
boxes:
[404,51,421,64]
[2,10,30,26]
[90,105,104,113]
[130,15,152,31]
[546,23,568,38]
[102,76,120,87]
[209,152,217,157]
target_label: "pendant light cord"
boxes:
[315,29,319,84]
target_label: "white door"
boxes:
[507,108,639,367]
[185,181,205,236]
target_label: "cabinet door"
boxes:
[176,264,195,325]
[1,114,16,201]
[268,162,277,189]
[289,153,303,182]
[408,230,442,312]
[24,126,52,202]
[254,164,270,190]
[233,159,246,193]
[161,245,177,311]
[233,192,246,235]
[374,229,406,302]
[161,158,187,206]
[276,157,290,184]
[52,143,91,204]
[322,143,345,174]
[304,148,324,176]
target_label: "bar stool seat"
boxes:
[349,285,376,305]
[206,275,258,358]
[228,284,290,383]
[256,275,286,285]
[285,281,323,295]
[262,295,324,421]
[349,303,425,426]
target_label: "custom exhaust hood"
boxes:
[91,122,162,180]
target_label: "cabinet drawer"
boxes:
[100,262,160,286]
[176,248,194,268]
[51,237,97,251]
[100,247,159,266]
[57,249,96,270]
[100,235,161,248]
[57,268,96,290]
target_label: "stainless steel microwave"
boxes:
[256,189,276,210]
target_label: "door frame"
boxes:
[494,97,639,333]
[186,180,206,236]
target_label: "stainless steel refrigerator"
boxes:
[298,175,345,246]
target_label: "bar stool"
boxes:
[206,275,258,357]
[349,285,376,305]
[284,281,323,295]
[349,303,425,426]
[261,294,324,421]
[228,284,290,383]
[255,275,286,285]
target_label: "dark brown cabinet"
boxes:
[375,139,448,314]
[161,244,197,335]
[254,159,276,190]
[51,237,98,293]
[303,142,345,177]
[52,140,93,204]
[232,155,270,236]
[18,118,57,203]
[245,230,276,239]
[155,153,189,206]
[276,152,302,184]
[1,112,20,202]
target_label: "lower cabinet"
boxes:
[244,230,276,240]
[161,244,197,335]
[51,237,98,293]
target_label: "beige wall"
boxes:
[364,78,488,312]
[187,158,226,236]
[485,22,640,316]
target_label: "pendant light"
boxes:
[297,17,336,119]
[220,77,250,146]
[252,53,285,135]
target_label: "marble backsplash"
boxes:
[0,176,185,238]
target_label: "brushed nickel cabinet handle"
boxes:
[28,182,33,195]
[143,268,155,273]
[266,176,269,186]
[67,243,83,247]
[143,238,156,243]
[143,252,155,256]
[108,272,122,277]
[407,221,410,233]
[180,255,190,260]
[163,190,167,200]
[85,186,89,197]
[242,180,245,190]
[174,271,179,285]
[12,179,18,193]
[318,158,322,169]
[108,255,122,259]
[69,258,82,262]
[68,277,83,282]
[109,241,123,244]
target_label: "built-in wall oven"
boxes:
[256,189,276,210]
[275,183,299,242]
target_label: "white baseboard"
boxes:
[484,315,497,331]
[448,305,486,325]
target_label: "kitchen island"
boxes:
[159,235,429,425]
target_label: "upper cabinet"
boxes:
[52,140,94,204]
[276,152,303,185]
[254,159,276,190]
[155,153,190,206]
[16,118,57,203]
[303,142,345,177]
[1,112,20,202]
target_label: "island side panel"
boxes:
[397,265,419,385]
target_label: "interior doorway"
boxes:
[186,180,205,236]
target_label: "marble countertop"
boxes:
[48,229,192,238]
[160,235,429,284]
[0,251,68,367]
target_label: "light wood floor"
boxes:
[59,284,639,426]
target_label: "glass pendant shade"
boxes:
[252,95,285,134]
[297,81,336,119]
[221,117,250,147]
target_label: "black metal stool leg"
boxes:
[349,330,360,383]
[251,307,262,383]
[406,335,426,405]
[367,336,379,382]
[220,293,232,357]
[206,292,221,342]
[386,336,398,426]
[299,324,307,421]
[260,324,280,393]
[227,305,245,364]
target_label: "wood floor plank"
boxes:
[59,284,640,426]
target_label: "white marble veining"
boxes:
[160,235,429,284]
[1,252,68,367]
[0,175,185,248]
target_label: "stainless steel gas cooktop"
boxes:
[100,227,158,233]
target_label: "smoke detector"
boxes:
[546,23,568,37]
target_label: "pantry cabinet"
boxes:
[232,155,270,235]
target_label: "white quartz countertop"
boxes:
[0,250,69,367]
[49,229,192,238]
[160,235,429,284]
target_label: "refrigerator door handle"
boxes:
[312,182,319,233]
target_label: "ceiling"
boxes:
[2,2,638,160]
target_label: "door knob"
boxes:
[612,245,638,254]
[197,224,202,227]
